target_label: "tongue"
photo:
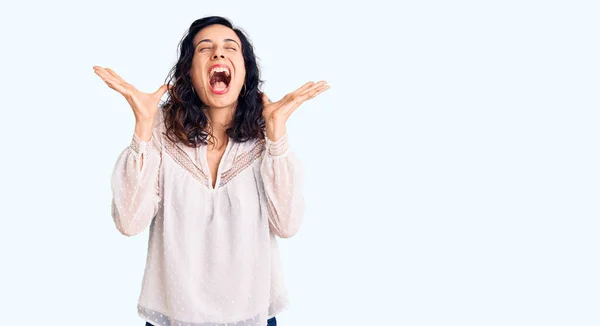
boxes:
[212,81,228,91]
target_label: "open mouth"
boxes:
[208,65,231,94]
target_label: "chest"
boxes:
[161,136,267,191]
[206,145,227,188]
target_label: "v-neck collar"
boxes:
[201,137,233,191]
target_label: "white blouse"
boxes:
[110,108,305,326]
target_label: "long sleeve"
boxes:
[260,131,305,238]
[110,112,164,237]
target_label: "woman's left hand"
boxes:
[262,80,330,141]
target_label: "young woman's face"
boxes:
[190,24,246,109]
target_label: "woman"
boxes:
[93,16,329,326]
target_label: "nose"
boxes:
[211,46,226,60]
[212,50,225,60]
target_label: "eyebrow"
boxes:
[195,38,241,49]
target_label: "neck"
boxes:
[204,103,235,149]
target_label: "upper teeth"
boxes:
[210,66,230,78]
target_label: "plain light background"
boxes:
[1,0,598,325]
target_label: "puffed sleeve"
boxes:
[110,110,165,237]
[260,131,306,238]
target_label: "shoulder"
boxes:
[230,135,267,167]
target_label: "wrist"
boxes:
[134,121,153,142]
[265,130,289,157]
[265,122,286,142]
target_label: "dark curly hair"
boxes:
[160,16,265,147]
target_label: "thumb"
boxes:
[261,92,271,106]
[154,84,169,98]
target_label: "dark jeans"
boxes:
[145,316,277,326]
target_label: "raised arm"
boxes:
[260,132,305,238]
[110,112,164,236]
[258,80,329,238]
[93,65,169,236]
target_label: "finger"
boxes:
[94,68,128,94]
[291,83,329,105]
[292,81,315,95]
[106,80,129,95]
[94,67,120,86]
[299,80,328,97]
[104,68,135,95]
[95,69,131,97]
[281,84,329,116]
[307,83,330,99]
[309,85,330,99]
[105,68,129,85]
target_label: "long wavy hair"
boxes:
[160,16,265,147]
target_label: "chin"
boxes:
[205,87,242,107]
[209,99,236,108]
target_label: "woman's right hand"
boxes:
[93,66,170,126]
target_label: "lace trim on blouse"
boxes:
[219,139,266,188]
[264,132,289,157]
[163,136,211,188]
[162,136,270,190]
[130,135,141,154]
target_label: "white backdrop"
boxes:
[1,0,598,325]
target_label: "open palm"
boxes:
[93,66,169,123]
[261,80,330,125]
